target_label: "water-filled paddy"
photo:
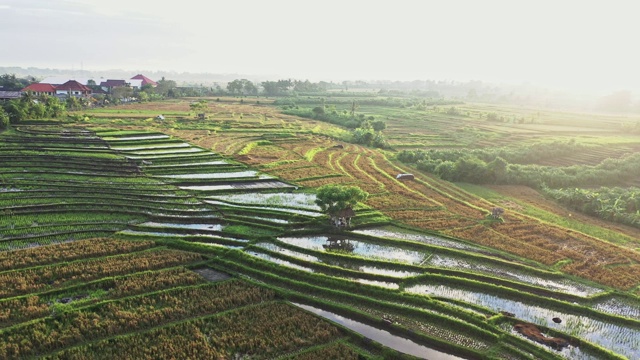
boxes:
[353,228,484,253]
[249,216,289,224]
[158,171,258,179]
[204,200,322,217]
[293,303,465,360]
[593,297,640,320]
[406,284,640,359]
[144,161,229,167]
[359,266,420,278]
[246,251,314,272]
[351,278,399,289]
[125,152,216,160]
[182,185,235,191]
[277,236,426,264]
[102,135,170,141]
[110,143,191,151]
[427,254,603,297]
[128,147,204,155]
[208,192,320,210]
[185,181,295,191]
[255,242,319,262]
[137,222,223,231]
[191,242,244,250]
[118,229,248,243]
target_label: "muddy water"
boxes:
[293,303,466,360]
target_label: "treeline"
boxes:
[397,141,640,188]
[0,74,35,91]
[398,140,586,166]
[542,186,640,228]
[274,96,461,108]
[281,103,388,148]
[0,94,67,129]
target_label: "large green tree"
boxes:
[227,79,257,95]
[155,77,177,97]
[0,74,33,91]
[315,185,368,225]
[227,79,244,95]
[261,81,279,96]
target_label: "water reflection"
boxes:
[293,303,466,360]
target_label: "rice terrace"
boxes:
[1,87,640,360]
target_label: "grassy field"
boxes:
[1,97,640,359]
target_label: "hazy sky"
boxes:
[1,0,638,94]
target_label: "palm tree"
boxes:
[20,91,35,104]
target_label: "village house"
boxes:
[13,73,157,101]
[55,80,92,97]
[21,83,57,96]
[0,91,22,101]
[99,79,128,93]
[131,74,157,88]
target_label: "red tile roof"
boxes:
[131,74,157,86]
[56,80,91,92]
[22,83,57,93]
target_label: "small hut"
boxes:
[491,207,504,219]
[396,173,415,180]
[333,206,356,228]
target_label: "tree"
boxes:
[276,79,292,93]
[0,74,32,91]
[66,96,81,111]
[261,81,279,96]
[350,100,359,117]
[43,96,65,118]
[315,185,368,226]
[243,80,257,95]
[0,107,9,130]
[20,91,36,104]
[227,79,244,95]
[111,86,134,101]
[155,77,177,97]
[227,79,257,96]
[312,106,325,117]
[371,120,386,132]
[4,100,27,123]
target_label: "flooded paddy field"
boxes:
[277,235,426,264]
[406,284,640,359]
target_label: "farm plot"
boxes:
[166,106,640,292]
[406,283,640,360]
[5,119,640,359]
[277,235,427,264]
[0,239,384,360]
